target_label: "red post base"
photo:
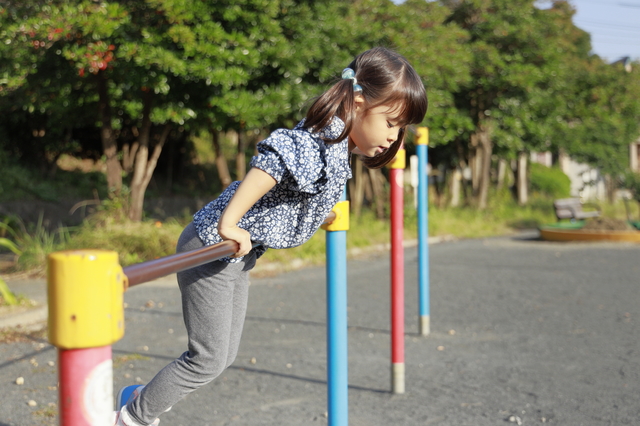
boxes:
[59,345,113,426]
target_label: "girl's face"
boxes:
[349,99,404,158]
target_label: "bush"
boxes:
[529,163,571,199]
[622,172,640,202]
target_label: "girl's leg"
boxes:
[126,223,256,425]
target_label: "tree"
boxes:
[442,0,590,208]
[0,0,304,220]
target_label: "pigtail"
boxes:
[304,78,359,143]
[306,47,427,169]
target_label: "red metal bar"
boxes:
[123,212,337,288]
[59,345,113,426]
[390,167,404,365]
[124,240,239,288]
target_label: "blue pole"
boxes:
[323,191,349,426]
[417,128,430,336]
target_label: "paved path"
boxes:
[1,234,639,425]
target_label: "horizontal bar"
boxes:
[123,211,337,289]
[124,240,238,288]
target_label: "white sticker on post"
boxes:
[82,359,114,426]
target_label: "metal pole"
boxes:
[48,250,124,426]
[49,212,340,425]
[417,128,431,336]
[123,212,337,288]
[322,195,350,426]
[389,149,406,394]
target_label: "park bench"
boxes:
[553,198,601,221]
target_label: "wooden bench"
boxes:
[553,198,601,221]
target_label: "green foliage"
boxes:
[0,277,17,306]
[1,0,640,217]
[560,59,640,176]
[62,218,185,266]
[620,172,640,203]
[0,215,68,273]
[0,159,107,202]
[529,163,571,199]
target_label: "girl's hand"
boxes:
[216,167,277,258]
[217,224,253,258]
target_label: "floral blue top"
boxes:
[193,117,352,262]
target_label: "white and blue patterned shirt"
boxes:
[193,117,352,262]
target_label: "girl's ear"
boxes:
[354,94,365,111]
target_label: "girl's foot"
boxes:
[113,385,161,426]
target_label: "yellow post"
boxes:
[48,249,125,425]
[388,148,406,170]
[321,200,350,232]
[48,249,125,349]
[417,127,429,146]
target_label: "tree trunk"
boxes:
[235,129,247,181]
[96,72,122,193]
[469,133,480,196]
[369,168,386,219]
[165,130,175,191]
[128,92,171,222]
[517,152,528,205]
[212,129,232,189]
[122,127,140,174]
[450,167,461,207]
[496,159,507,191]
[351,156,364,218]
[605,174,616,204]
[476,127,492,210]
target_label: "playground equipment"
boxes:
[416,127,430,337]
[389,147,406,394]
[539,221,640,242]
[388,127,431,394]
[321,195,350,426]
[47,140,433,422]
[47,208,349,426]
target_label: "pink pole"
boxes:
[59,346,113,426]
[390,164,405,394]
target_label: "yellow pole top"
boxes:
[388,148,406,169]
[48,250,125,349]
[322,200,350,232]
[417,127,429,146]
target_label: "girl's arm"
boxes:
[217,167,277,257]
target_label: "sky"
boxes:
[394,0,640,63]
[552,0,640,62]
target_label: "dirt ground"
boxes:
[1,233,639,425]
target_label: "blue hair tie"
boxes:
[342,68,362,93]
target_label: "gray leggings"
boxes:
[127,222,256,425]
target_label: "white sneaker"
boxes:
[113,405,159,426]
[113,385,161,426]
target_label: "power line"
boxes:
[581,27,640,37]
[619,2,640,8]
[593,37,640,45]
[575,19,640,31]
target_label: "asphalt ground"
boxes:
[1,233,639,426]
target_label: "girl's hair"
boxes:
[304,47,428,169]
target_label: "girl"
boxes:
[114,46,427,426]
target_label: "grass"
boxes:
[62,215,187,266]
[0,188,598,278]
[257,190,558,271]
[0,291,36,308]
